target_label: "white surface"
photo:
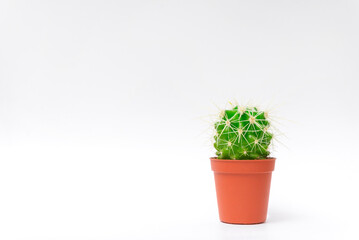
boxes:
[1,1,359,239]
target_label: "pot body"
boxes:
[211,158,276,224]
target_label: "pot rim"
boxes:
[210,157,276,173]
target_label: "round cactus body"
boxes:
[214,105,273,160]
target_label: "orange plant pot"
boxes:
[211,157,276,224]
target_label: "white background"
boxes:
[1,0,359,239]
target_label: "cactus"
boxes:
[214,104,273,160]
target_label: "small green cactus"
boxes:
[214,104,273,160]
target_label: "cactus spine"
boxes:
[214,105,273,160]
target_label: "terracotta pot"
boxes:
[210,157,276,224]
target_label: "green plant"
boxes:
[214,104,273,160]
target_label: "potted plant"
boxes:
[211,104,276,224]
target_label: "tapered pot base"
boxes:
[221,220,265,225]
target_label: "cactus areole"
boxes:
[214,105,273,160]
